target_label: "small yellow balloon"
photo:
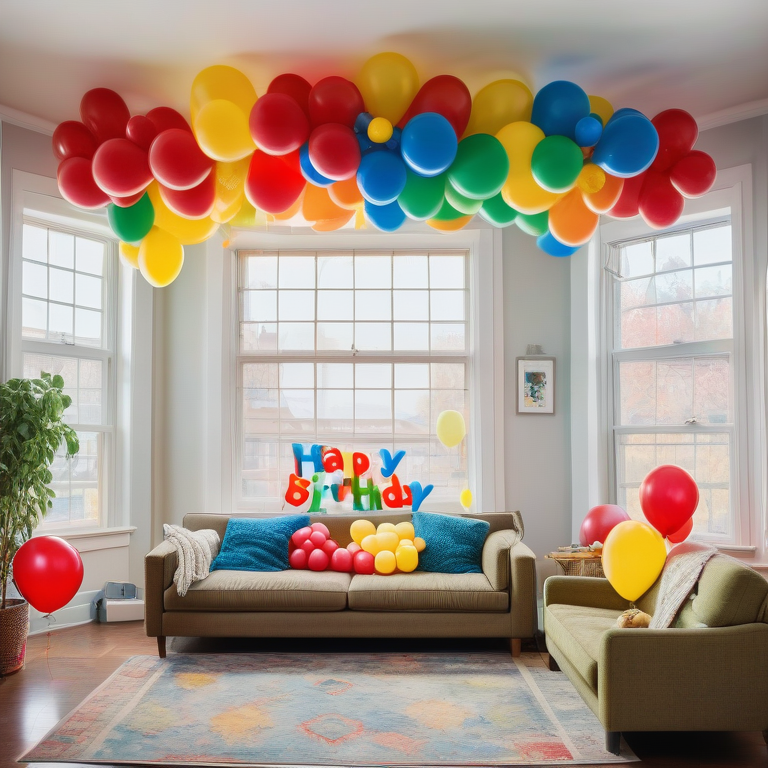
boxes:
[357,52,419,124]
[375,549,397,575]
[377,522,398,534]
[460,489,473,510]
[146,182,220,245]
[395,521,415,540]
[577,164,606,195]
[368,117,393,143]
[465,79,533,137]
[396,545,419,573]
[119,241,139,269]
[361,533,382,555]
[602,520,667,602]
[194,99,255,162]
[436,410,466,448]
[138,227,184,287]
[191,65,257,123]
[377,531,400,553]
[351,519,376,546]
[397,538,414,549]
[588,95,614,127]
[413,536,426,553]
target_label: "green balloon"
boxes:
[516,210,549,237]
[432,198,467,222]
[479,193,518,227]
[531,135,583,193]
[444,180,483,215]
[107,192,154,243]
[398,170,445,220]
[447,134,510,201]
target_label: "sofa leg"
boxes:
[509,638,521,657]
[605,731,621,756]
[548,654,560,672]
[157,636,166,659]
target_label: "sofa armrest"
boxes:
[509,541,538,637]
[144,540,177,637]
[598,623,768,732]
[544,575,629,612]
[482,529,521,590]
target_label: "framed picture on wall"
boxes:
[516,357,555,414]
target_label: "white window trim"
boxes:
[207,226,505,516]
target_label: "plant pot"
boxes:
[0,599,30,675]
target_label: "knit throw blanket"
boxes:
[163,524,221,597]
[649,541,718,629]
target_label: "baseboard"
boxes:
[28,588,102,635]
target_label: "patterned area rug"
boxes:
[21,652,636,766]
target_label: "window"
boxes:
[236,249,470,510]
[607,220,737,542]
[16,219,116,528]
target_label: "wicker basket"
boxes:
[546,552,605,578]
[0,599,29,676]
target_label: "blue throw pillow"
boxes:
[210,515,309,572]
[413,511,490,574]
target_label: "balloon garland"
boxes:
[53,52,717,287]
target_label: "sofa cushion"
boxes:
[164,569,351,612]
[545,604,621,691]
[348,572,508,612]
[413,511,490,574]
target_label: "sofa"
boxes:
[543,555,768,755]
[146,510,537,658]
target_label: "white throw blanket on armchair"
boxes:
[163,524,221,597]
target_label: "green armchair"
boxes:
[543,556,768,755]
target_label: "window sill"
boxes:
[32,525,136,553]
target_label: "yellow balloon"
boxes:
[368,117,393,143]
[375,550,397,575]
[460,489,473,510]
[395,521,415,540]
[377,522,398,534]
[464,79,533,137]
[139,227,184,288]
[229,199,269,228]
[191,65,257,124]
[146,182,220,245]
[194,99,255,162]
[357,52,419,124]
[588,95,614,127]
[413,536,426,553]
[361,533,382,555]
[577,163,606,195]
[119,241,139,269]
[602,520,667,602]
[436,409,466,448]
[212,158,249,223]
[397,538,414,549]
[497,122,563,215]
[377,531,400,553]
[351,519,376,546]
[396,545,419,573]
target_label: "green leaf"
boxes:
[52,374,64,389]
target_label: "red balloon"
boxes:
[397,75,472,138]
[249,93,309,155]
[309,530,328,547]
[579,504,631,547]
[80,88,131,143]
[289,548,308,570]
[308,123,361,181]
[13,536,84,614]
[109,191,145,207]
[670,150,716,197]
[308,548,330,571]
[149,129,213,191]
[146,106,191,134]
[159,173,215,219]
[245,149,306,213]
[330,547,353,572]
[651,109,698,172]
[347,542,362,554]
[291,526,313,546]
[311,522,331,538]
[57,157,110,209]
[667,516,694,544]
[308,76,364,128]
[92,138,153,197]
[268,73,313,120]
[126,115,158,151]
[322,539,339,556]
[640,464,699,537]
[52,121,99,162]
[353,550,375,575]
[608,172,645,219]
[638,170,685,229]
[301,539,316,554]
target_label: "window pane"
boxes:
[278,323,314,350]
[355,389,392,433]
[393,290,428,321]
[75,307,102,346]
[695,297,732,341]
[355,322,391,351]
[317,363,353,389]
[279,290,314,321]
[694,358,731,424]
[245,255,277,289]
[656,233,690,272]
[317,253,353,288]
[49,230,74,268]
[317,389,353,423]
[657,302,694,346]
[394,390,430,434]
[656,360,693,425]
[355,290,391,321]
[429,254,464,288]
[76,238,104,275]
[244,363,278,388]
[244,291,276,322]
[317,322,353,350]
[317,290,352,320]
[241,322,277,351]
[394,323,429,351]
[693,225,731,266]
[430,291,464,321]
[620,277,654,311]
[431,323,465,351]
[279,363,313,388]
[279,255,315,288]
[621,307,656,348]
[50,303,74,340]
[23,260,47,298]
[355,254,391,289]
[395,363,430,388]
[50,267,74,305]
[280,389,314,419]
[76,273,102,309]
[23,224,47,263]
[356,364,391,388]
[621,241,653,278]
[432,363,465,389]
[619,361,656,425]
[393,254,428,288]
[654,270,692,304]
[694,265,732,299]
[22,297,47,338]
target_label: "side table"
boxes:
[545,550,604,578]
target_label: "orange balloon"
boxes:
[271,191,304,221]
[329,177,364,210]
[584,172,624,214]
[548,188,599,246]
[302,184,348,222]
[312,211,355,231]
[426,215,473,232]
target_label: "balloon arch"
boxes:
[53,52,717,287]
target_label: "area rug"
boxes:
[21,652,636,766]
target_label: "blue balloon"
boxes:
[605,107,644,126]
[386,126,402,151]
[299,143,334,187]
[357,150,407,204]
[354,112,373,134]
[400,112,458,177]
[531,81,591,141]
[357,133,374,153]
[591,114,659,178]
[575,115,603,147]
[537,231,580,258]
[364,199,406,232]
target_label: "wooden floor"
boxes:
[1,621,766,768]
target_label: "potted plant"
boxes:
[0,373,78,675]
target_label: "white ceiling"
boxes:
[1,0,767,127]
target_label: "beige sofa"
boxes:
[145,511,537,658]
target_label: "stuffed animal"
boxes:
[616,608,652,628]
